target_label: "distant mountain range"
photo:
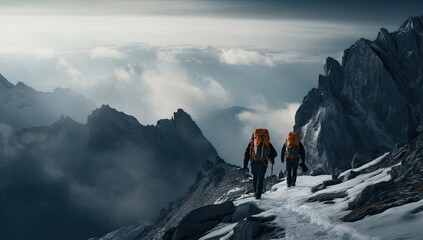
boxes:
[0,74,96,130]
[0,105,217,240]
[295,16,423,172]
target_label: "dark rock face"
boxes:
[294,16,423,172]
[232,216,283,240]
[311,178,343,193]
[167,202,279,240]
[172,202,235,240]
[231,203,263,222]
[311,167,328,176]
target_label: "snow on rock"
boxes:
[199,151,422,240]
[339,152,390,180]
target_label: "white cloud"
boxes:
[236,103,301,148]
[219,48,275,67]
[57,57,82,79]
[56,57,86,88]
[114,64,135,82]
[139,51,232,121]
[90,47,126,59]
[156,51,181,63]
[270,52,325,64]
[0,45,55,59]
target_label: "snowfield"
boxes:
[201,156,423,240]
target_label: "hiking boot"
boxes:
[287,183,291,187]
[255,195,261,199]
[292,183,296,187]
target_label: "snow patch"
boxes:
[199,223,238,240]
[339,152,390,179]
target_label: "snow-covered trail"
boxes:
[238,176,375,240]
[233,175,367,239]
[201,155,423,240]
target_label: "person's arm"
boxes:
[244,142,251,168]
[299,142,306,163]
[281,143,286,163]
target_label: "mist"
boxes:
[0,106,217,240]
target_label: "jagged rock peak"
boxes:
[87,104,141,127]
[15,81,37,93]
[57,115,76,123]
[174,108,193,121]
[157,108,198,129]
[53,87,72,94]
[323,57,341,77]
[294,16,423,172]
[0,74,14,89]
[16,81,28,88]
[398,16,423,32]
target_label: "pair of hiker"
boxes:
[243,129,307,199]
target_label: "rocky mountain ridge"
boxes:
[0,105,217,240]
[294,16,423,172]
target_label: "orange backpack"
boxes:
[250,129,271,161]
[285,132,300,159]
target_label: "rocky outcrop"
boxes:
[342,128,423,222]
[170,202,236,240]
[294,16,423,172]
[162,201,282,240]
[232,215,282,240]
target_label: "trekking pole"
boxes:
[243,169,247,196]
[270,163,274,193]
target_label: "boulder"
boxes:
[232,216,282,240]
[351,152,371,168]
[311,167,328,176]
[172,201,235,240]
[162,227,176,240]
[346,170,360,180]
[231,203,263,222]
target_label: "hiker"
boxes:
[244,129,277,199]
[281,132,307,187]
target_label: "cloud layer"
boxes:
[219,48,275,67]
[90,47,126,59]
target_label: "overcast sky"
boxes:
[0,0,422,127]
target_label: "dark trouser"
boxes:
[251,162,267,198]
[286,158,299,185]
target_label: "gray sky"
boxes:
[0,0,421,125]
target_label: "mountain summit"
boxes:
[295,16,423,172]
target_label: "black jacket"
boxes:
[281,142,305,163]
[244,142,277,168]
